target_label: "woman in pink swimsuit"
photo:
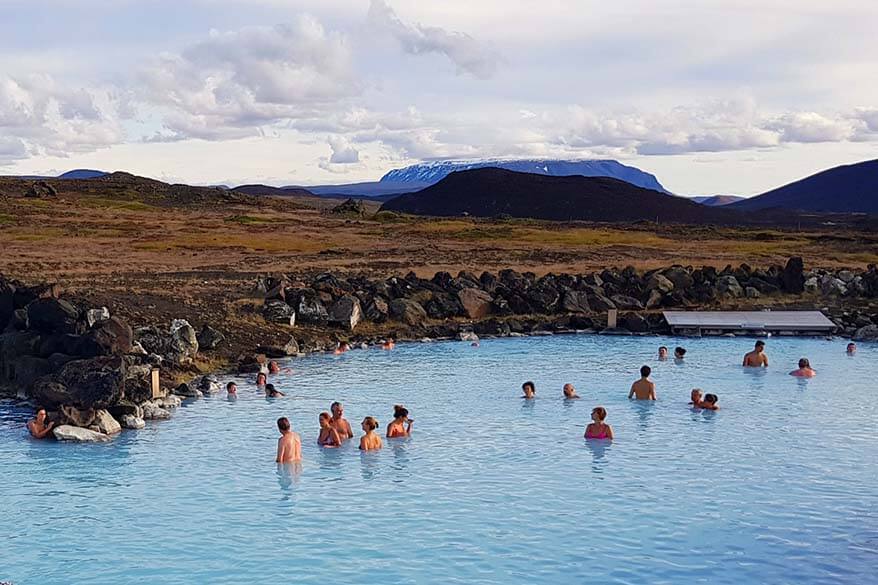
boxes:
[584,406,614,440]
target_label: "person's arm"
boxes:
[649,383,656,400]
[330,428,341,447]
[344,421,353,439]
[386,423,393,438]
[405,419,413,435]
[276,438,286,462]
[359,436,366,450]
[606,425,614,440]
[628,384,635,400]
[763,355,769,367]
[28,421,54,439]
[583,424,590,439]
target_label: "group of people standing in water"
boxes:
[514,338,849,444]
[275,401,414,463]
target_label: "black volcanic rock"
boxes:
[732,159,878,213]
[380,168,743,224]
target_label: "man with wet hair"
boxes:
[329,401,354,440]
[276,417,301,463]
[521,381,536,399]
[743,340,769,367]
[628,366,656,400]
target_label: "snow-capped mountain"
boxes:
[379,159,670,193]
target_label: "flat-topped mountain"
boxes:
[381,167,740,224]
[380,158,670,193]
[692,195,745,206]
[732,159,878,213]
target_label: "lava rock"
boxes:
[263,300,296,326]
[53,425,111,442]
[93,409,122,435]
[328,295,363,330]
[26,298,80,334]
[560,290,591,313]
[457,288,493,319]
[781,257,805,293]
[389,299,428,326]
[196,324,225,350]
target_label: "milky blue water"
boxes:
[2,335,877,584]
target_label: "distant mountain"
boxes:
[691,195,745,206]
[232,184,315,198]
[731,159,878,213]
[57,169,107,180]
[5,168,108,180]
[302,181,426,200]
[381,168,742,224]
[380,158,670,193]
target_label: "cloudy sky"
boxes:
[1,0,876,195]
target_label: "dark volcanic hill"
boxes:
[232,184,315,198]
[731,159,878,213]
[381,168,743,224]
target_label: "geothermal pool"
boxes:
[1,335,876,584]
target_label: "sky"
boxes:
[0,0,876,196]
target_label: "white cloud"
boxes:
[0,75,123,164]
[136,18,358,141]
[328,136,359,163]
[367,0,501,79]
[768,112,858,143]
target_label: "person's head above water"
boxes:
[674,347,686,358]
[226,381,237,392]
[754,340,765,352]
[265,383,282,397]
[847,342,857,354]
[331,401,344,418]
[690,388,703,403]
[35,408,47,421]
[393,404,409,420]
[658,346,669,358]
[703,393,718,405]
[277,417,290,432]
[563,383,577,398]
[522,381,535,397]
[640,365,651,378]
[798,358,811,369]
[268,361,280,373]
[256,372,267,385]
[362,416,379,431]
[591,406,607,422]
[319,411,331,427]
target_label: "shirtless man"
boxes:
[27,408,55,439]
[330,401,354,440]
[275,417,301,463]
[658,346,669,360]
[743,340,769,367]
[521,381,536,400]
[563,383,580,399]
[628,366,656,400]
[847,342,857,355]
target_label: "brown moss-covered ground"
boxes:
[2,174,878,363]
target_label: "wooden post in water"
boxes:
[150,368,161,399]
[607,309,618,329]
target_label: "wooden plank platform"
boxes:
[663,310,836,335]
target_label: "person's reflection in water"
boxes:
[389,440,412,483]
[318,444,345,474]
[359,450,381,480]
[632,400,655,432]
[276,461,302,492]
[586,439,611,474]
